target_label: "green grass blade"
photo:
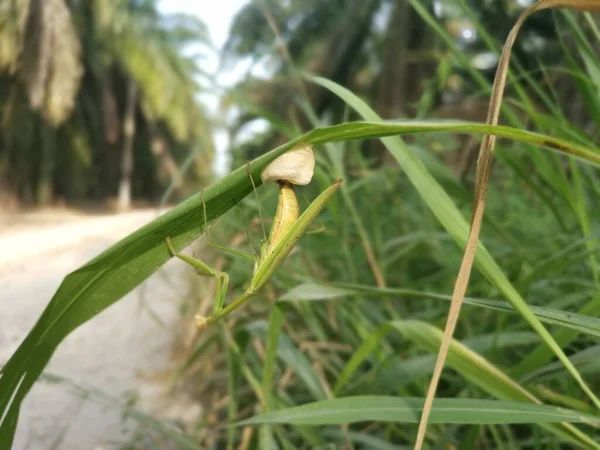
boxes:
[262,306,284,409]
[259,306,285,449]
[333,323,394,395]
[246,321,327,400]
[281,283,600,339]
[324,429,411,450]
[389,320,598,448]
[239,397,600,426]
[524,345,600,384]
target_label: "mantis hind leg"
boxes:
[165,236,229,318]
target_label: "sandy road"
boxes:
[0,209,197,450]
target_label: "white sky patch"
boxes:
[159,0,247,50]
[158,0,250,175]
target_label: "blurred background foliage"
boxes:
[3,0,600,448]
[0,0,214,210]
[221,0,574,166]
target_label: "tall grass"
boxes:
[169,4,600,449]
[2,3,600,450]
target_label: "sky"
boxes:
[159,0,248,51]
[158,0,250,175]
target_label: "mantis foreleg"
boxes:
[165,237,230,312]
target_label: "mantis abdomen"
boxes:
[267,181,299,256]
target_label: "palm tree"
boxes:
[0,0,214,208]
[88,0,215,209]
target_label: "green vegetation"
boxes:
[0,0,213,209]
[2,1,600,449]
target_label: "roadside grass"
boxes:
[1,3,600,450]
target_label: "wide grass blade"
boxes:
[281,283,600,339]
[239,396,600,426]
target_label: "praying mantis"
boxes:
[165,144,341,327]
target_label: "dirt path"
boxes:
[0,209,197,450]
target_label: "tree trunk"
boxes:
[376,0,410,118]
[102,75,120,145]
[101,72,121,199]
[117,78,137,212]
[151,133,182,189]
[37,123,55,205]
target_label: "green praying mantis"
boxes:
[165,146,341,327]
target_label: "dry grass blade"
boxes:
[414,1,600,449]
